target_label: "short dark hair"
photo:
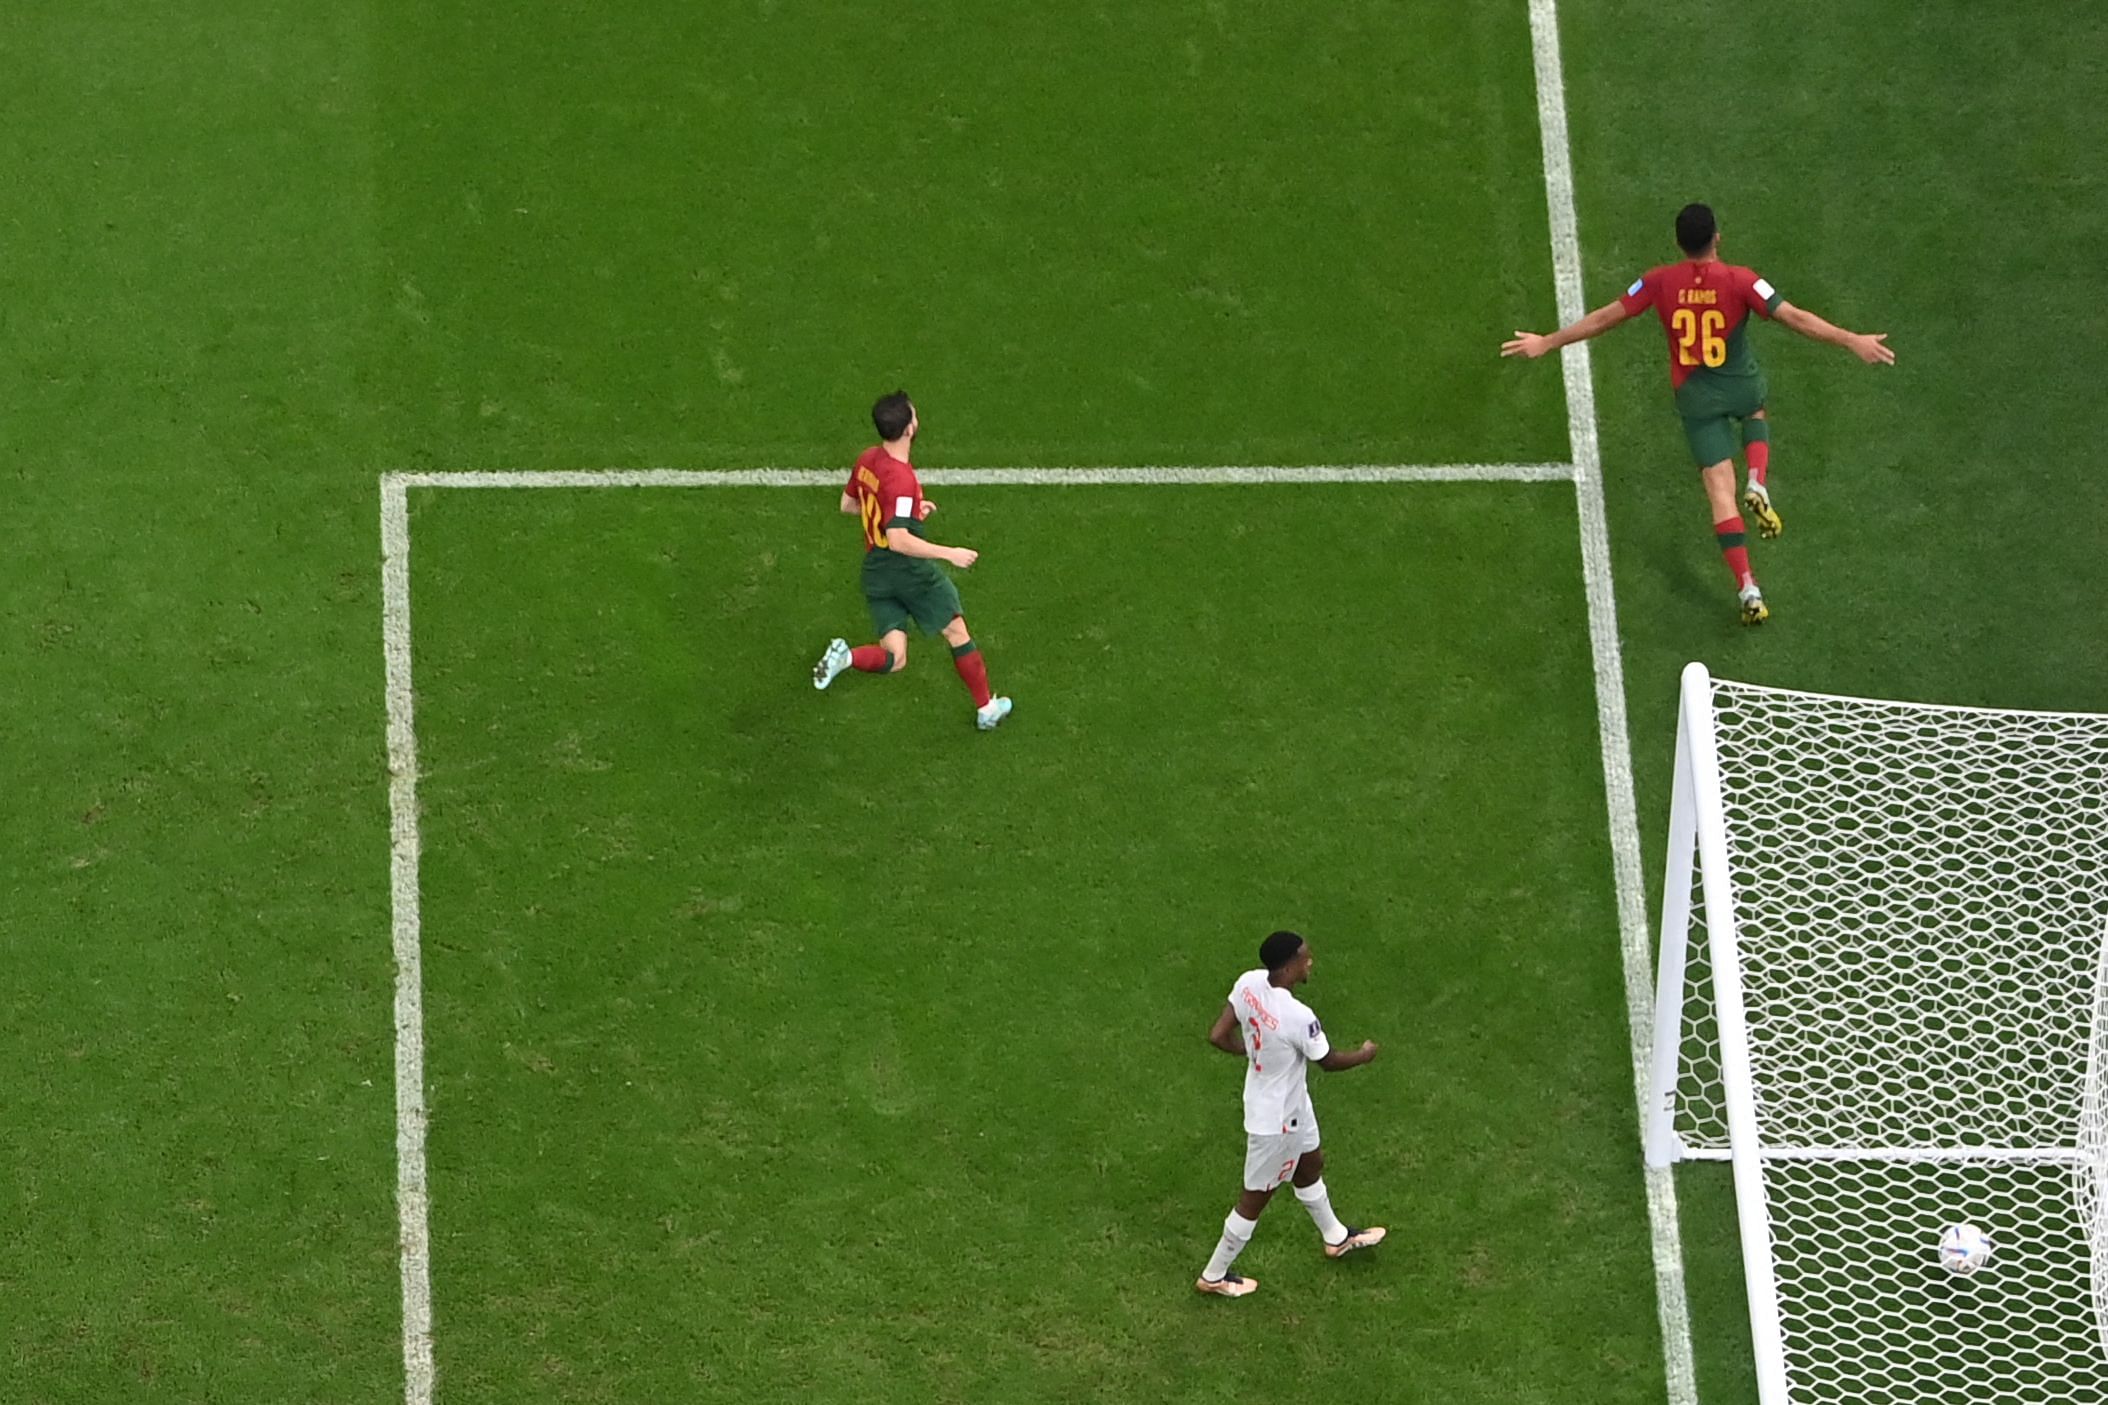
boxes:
[1675,203,1718,255]
[1259,930,1306,972]
[872,390,914,441]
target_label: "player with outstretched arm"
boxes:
[811,390,1012,730]
[1502,203,1894,624]
[1195,930,1385,1298]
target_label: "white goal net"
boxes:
[1645,664,2108,1405]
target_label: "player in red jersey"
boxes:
[1502,204,1893,624]
[811,391,1012,730]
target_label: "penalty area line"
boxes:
[381,463,1577,491]
[376,452,1575,1404]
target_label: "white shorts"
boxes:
[1242,1111,1321,1192]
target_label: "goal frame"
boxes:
[1643,661,1793,1403]
[1645,661,2108,1405]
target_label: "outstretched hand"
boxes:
[1500,331,1552,359]
[1852,333,1896,366]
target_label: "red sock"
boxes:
[1714,516,1754,589]
[952,645,992,707]
[851,644,892,673]
[1746,440,1770,488]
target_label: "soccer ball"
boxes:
[1938,1223,1993,1274]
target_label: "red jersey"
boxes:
[845,445,927,554]
[1618,260,1782,390]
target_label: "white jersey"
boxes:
[1228,968,1331,1136]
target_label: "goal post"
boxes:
[1646,662,2108,1405]
[1647,663,1792,1401]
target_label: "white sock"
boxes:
[1295,1179,1348,1246]
[1202,1210,1259,1281]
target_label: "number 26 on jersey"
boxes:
[1672,308,1727,368]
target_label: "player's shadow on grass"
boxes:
[1662,542,1725,620]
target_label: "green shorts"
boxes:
[860,553,963,637]
[1674,371,1768,468]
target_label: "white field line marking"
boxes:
[1527,2,1700,1403]
[380,479,436,1405]
[384,463,1575,490]
[378,458,1569,1403]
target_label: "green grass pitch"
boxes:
[407,484,1640,1402]
[4,2,2105,1403]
